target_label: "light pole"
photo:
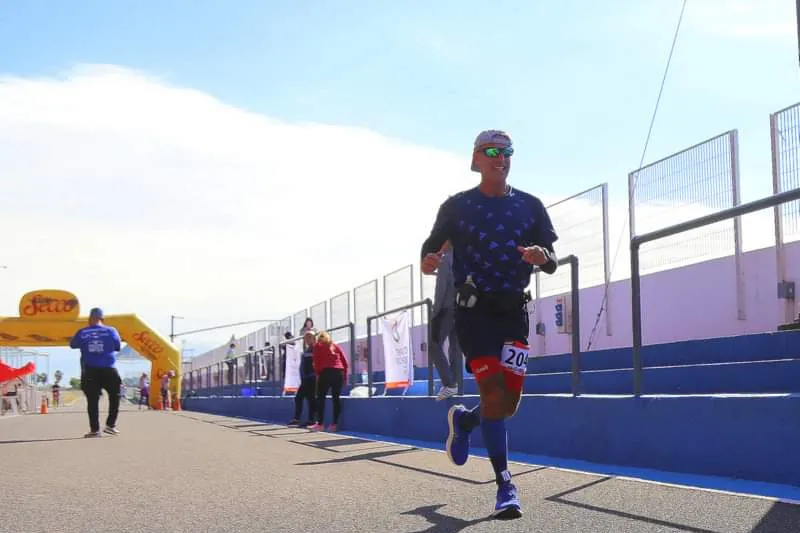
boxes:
[796,0,800,67]
[169,315,184,344]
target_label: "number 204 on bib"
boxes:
[501,341,530,376]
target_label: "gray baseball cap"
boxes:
[471,130,513,171]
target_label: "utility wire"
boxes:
[584,0,689,350]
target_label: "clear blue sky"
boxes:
[2,1,797,196]
[1,0,798,382]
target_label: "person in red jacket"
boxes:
[310,330,348,432]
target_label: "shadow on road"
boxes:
[295,445,546,487]
[0,437,86,444]
[546,477,721,533]
[545,477,800,533]
[179,412,800,532]
[401,503,490,533]
[183,412,548,488]
[750,503,800,533]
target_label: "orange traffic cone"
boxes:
[40,395,48,414]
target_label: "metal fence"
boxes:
[329,291,350,328]
[631,187,800,395]
[353,279,378,339]
[328,291,350,344]
[236,260,434,351]
[383,264,414,322]
[279,316,292,337]
[309,300,328,330]
[184,103,799,400]
[1,384,42,415]
[267,321,284,351]
[536,183,611,335]
[771,102,800,324]
[184,252,584,399]
[628,129,745,319]
[419,269,436,325]
[291,309,308,335]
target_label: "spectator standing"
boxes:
[310,331,348,432]
[225,342,236,386]
[139,373,150,409]
[289,330,317,427]
[429,240,462,400]
[160,370,173,409]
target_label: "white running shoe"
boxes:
[436,386,458,401]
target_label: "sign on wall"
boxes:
[283,343,301,393]
[379,310,413,389]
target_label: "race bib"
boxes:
[501,341,530,376]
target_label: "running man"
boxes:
[70,307,124,437]
[420,130,558,519]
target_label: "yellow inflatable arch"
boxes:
[0,289,180,409]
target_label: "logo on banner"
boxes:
[132,331,164,356]
[18,290,80,321]
[283,343,302,393]
[379,310,413,389]
[390,317,402,343]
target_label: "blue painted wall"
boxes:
[528,330,800,374]
[196,330,800,397]
[184,330,800,488]
[183,393,800,488]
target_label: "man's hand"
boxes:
[517,245,548,266]
[421,252,443,275]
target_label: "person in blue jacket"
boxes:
[70,307,123,437]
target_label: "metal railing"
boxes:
[273,322,357,395]
[536,254,581,396]
[631,187,800,395]
[365,299,433,398]
[187,108,800,399]
[324,322,356,384]
[183,256,583,398]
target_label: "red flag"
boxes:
[0,361,36,384]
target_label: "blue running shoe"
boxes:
[445,404,471,466]
[493,480,522,520]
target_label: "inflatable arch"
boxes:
[0,289,180,409]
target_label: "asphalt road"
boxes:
[2,400,799,533]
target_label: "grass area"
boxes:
[59,389,83,406]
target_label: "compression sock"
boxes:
[458,404,481,432]
[480,417,509,484]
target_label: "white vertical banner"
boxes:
[283,343,301,393]
[379,309,413,389]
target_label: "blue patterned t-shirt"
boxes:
[421,186,558,294]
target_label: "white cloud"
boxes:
[0,64,473,349]
[3,64,793,362]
